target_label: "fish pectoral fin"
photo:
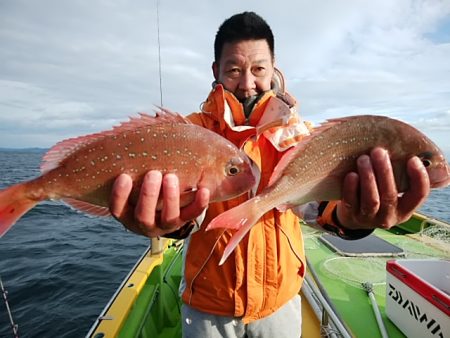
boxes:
[62,198,111,217]
[179,188,198,208]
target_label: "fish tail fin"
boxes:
[0,183,38,237]
[205,199,264,265]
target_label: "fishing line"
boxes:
[0,276,19,338]
[156,0,164,107]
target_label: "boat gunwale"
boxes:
[85,240,169,338]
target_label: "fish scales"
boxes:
[206,115,450,265]
[250,117,398,211]
[38,123,209,206]
[273,116,428,203]
[0,111,256,237]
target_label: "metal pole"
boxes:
[362,282,389,338]
[304,275,352,338]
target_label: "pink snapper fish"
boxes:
[0,110,256,237]
[206,115,450,265]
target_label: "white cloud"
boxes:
[0,0,449,154]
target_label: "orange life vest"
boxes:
[183,84,309,323]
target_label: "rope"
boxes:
[0,276,19,338]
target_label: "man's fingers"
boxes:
[160,173,181,227]
[111,172,211,236]
[341,172,359,213]
[357,154,380,216]
[180,187,210,221]
[371,148,398,227]
[398,156,430,219]
[110,174,133,219]
[135,171,163,227]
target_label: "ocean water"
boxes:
[0,150,149,338]
[0,150,449,337]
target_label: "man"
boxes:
[109,12,430,337]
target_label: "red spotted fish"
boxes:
[0,110,256,237]
[206,115,450,265]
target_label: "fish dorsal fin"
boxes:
[153,107,193,124]
[110,108,191,133]
[62,198,111,217]
[40,131,111,174]
[116,108,192,132]
[268,117,346,186]
[40,109,191,174]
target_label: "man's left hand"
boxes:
[336,147,430,230]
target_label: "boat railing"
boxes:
[419,216,450,232]
[302,257,353,338]
[151,237,169,254]
[85,243,154,338]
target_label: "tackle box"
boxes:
[386,259,450,338]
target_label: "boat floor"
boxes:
[88,213,449,338]
[303,221,449,338]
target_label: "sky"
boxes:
[0,0,449,158]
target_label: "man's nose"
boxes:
[239,70,255,91]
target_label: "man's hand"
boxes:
[109,171,210,237]
[337,147,430,230]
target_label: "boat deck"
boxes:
[87,213,449,338]
[303,215,449,337]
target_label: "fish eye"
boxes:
[418,151,433,168]
[226,165,240,176]
[422,159,432,167]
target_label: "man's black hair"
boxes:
[214,12,275,62]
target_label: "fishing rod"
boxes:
[156,0,163,107]
[0,276,19,338]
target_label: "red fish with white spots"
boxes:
[0,111,256,237]
[206,115,450,265]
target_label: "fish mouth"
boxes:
[431,176,450,189]
[430,164,450,188]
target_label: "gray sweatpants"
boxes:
[182,294,301,338]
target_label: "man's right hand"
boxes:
[109,171,210,237]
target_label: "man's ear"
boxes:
[212,62,219,80]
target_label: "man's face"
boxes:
[213,39,274,101]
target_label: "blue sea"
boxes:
[0,149,449,337]
[0,150,149,338]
